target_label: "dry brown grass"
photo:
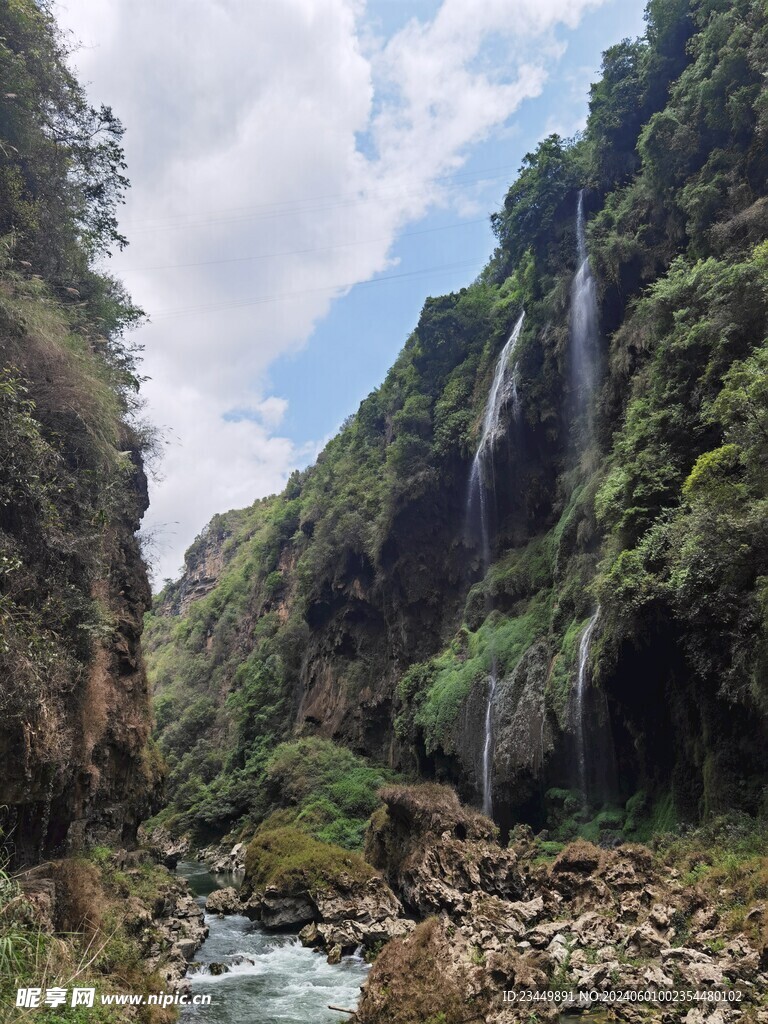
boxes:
[377,783,496,841]
[51,858,104,935]
[355,918,480,1024]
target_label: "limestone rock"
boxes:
[258,888,316,929]
[205,886,241,915]
[326,944,342,964]
[626,921,670,956]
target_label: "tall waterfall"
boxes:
[570,190,599,416]
[467,311,525,565]
[466,309,525,817]
[574,608,600,803]
[569,191,610,807]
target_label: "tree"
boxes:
[0,0,129,282]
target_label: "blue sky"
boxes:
[270,0,646,447]
[59,0,647,582]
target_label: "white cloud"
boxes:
[55,0,608,582]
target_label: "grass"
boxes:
[243,828,376,894]
[354,918,474,1024]
[0,849,184,1024]
[655,815,768,939]
[413,593,552,755]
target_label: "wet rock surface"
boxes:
[205,885,242,915]
[211,867,412,959]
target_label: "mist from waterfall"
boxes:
[570,190,599,419]
[465,309,525,818]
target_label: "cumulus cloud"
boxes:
[55,0,607,582]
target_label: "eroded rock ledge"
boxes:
[205,827,413,960]
[189,786,767,1023]
[354,786,768,1024]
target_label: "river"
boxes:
[177,861,369,1024]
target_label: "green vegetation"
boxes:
[654,815,768,938]
[147,0,768,837]
[0,0,155,857]
[0,850,181,1023]
[257,738,397,849]
[398,595,551,756]
[243,828,375,894]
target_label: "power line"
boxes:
[121,215,491,273]
[124,164,516,233]
[151,257,485,320]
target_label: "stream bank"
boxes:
[177,861,369,1023]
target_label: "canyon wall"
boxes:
[147,0,768,840]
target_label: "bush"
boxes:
[243,828,375,894]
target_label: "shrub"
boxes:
[243,828,375,894]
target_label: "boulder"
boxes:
[626,922,670,956]
[205,886,241,915]
[551,840,602,875]
[299,922,321,947]
[175,938,199,961]
[326,944,342,964]
[258,888,316,929]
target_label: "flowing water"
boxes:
[574,609,600,804]
[570,190,599,415]
[466,310,525,817]
[481,669,497,817]
[467,310,525,563]
[177,862,369,1024]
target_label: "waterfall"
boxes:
[570,190,599,415]
[569,191,607,808]
[481,668,497,816]
[574,608,600,805]
[467,310,525,565]
[466,309,525,818]
[472,311,526,473]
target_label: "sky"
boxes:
[55,0,647,585]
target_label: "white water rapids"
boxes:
[177,862,368,1024]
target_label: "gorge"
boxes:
[2,0,768,1021]
[144,0,768,858]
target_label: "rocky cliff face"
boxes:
[146,0,768,842]
[0,0,160,866]
[0,299,161,864]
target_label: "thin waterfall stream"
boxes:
[466,310,525,817]
[481,669,497,817]
[570,189,599,414]
[574,608,600,804]
[568,190,609,808]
